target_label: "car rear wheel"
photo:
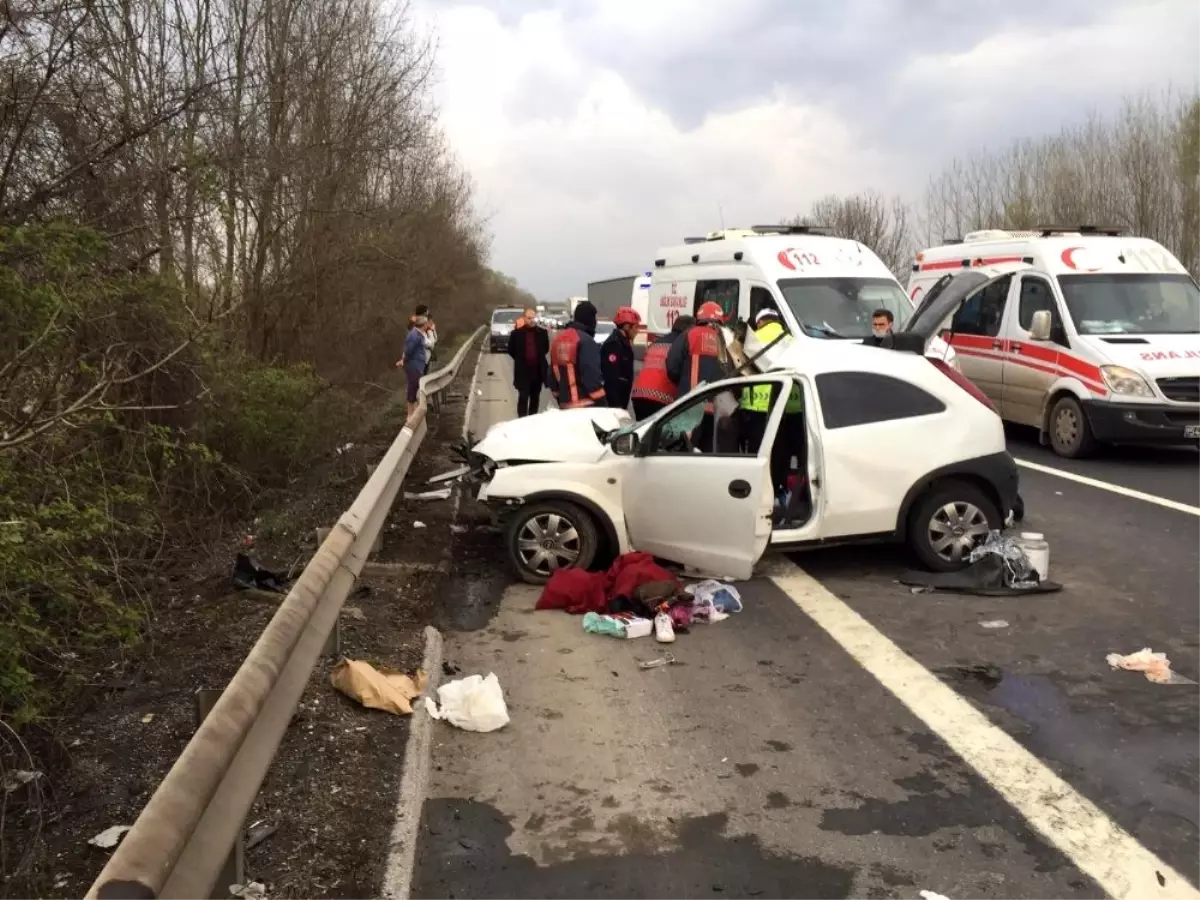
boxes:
[505,500,599,585]
[1048,394,1096,458]
[908,480,1002,572]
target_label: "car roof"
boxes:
[914,232,1189,278]
[653,232,895,282]
[752,334,941,382]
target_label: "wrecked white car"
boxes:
[465,273,1021,585]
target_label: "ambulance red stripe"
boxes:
[917,255,1025,272]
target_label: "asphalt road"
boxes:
[412,353,1199,900]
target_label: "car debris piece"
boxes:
[342,606,366,621]
[919,891,953,900]
[405,487,453,501]
[427,465,471,485]
[638,653,677,670]
[88,825,132,849]
[230,881,267,899]
[412,520,427,529]
[330,660,428,715]
[232,553,290,593]
[424,673,510,732]
[979,619,1009,629]
[2,770,42,793]
[245,820,277,850]
[1105,648,1195,684]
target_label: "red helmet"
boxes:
[696,301,726,323]
[614,306,641,327]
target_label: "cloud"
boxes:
[411,0,1199,300]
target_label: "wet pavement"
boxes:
[410,353,1199,900]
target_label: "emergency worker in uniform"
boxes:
[630,315,692,420]
[666,301,732,451]
[600,306,641,410]
[738,308,806,494]
[547,300,606,409]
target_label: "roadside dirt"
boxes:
[2,342,483,900]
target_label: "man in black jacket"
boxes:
[600,306,641,410]
[507,306,549,417]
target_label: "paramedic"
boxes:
[862,308,894,346]
[630,315,692,420]
[740,308,805,493]
[547,300,606,409]
[507,306,549,417]
[600,306,641,410]
[667,302,730,451]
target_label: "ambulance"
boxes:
[645,225,958,365]
[905,228,1199,457]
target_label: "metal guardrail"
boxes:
[86,326,486,900]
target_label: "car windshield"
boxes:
[777,277,911,339]
[1058,273,1199,335]
[492,309,521,324]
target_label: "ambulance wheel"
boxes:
[908,480,1002,572]
[505,500,599,585]
[1048,394,1096,459]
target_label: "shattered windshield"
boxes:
[1059,273,1199,336]
[777,277,911,339]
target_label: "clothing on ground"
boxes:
[535,552,679,616]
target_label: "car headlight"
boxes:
[1100,365,1153,397]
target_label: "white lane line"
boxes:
[763,557,1200,900]
[1015,457,1200,517]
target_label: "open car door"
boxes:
[901,265,1028,345]
[616,377,786,579]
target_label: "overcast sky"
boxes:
[408,0,1199,302]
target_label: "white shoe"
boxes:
[654,611,676,643]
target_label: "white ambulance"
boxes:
[646,225,957,365]
[905,228,1200,457]
[631,270,652,358]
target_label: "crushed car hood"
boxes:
[472,407,632,463]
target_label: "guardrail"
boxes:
[86,326,486,900]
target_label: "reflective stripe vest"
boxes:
[741,321,803,413]
[630,341,678,406]
[550,327,605,409]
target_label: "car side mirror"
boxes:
[611,431,639,456]
[1029,310,1052,341]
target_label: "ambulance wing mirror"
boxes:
[1028,310,1052,341]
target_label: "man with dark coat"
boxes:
[599,306,641,410]
[507,306,549,417]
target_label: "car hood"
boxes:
[472,407,632,463]
[1079,334,1200,378]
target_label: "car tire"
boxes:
[907,480,1002,572]
[505,500,599,585]
[1047,394,1096,458]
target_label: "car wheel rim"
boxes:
[516,512,581,576]
[1054,406,1078,447]
[927,501,991,563]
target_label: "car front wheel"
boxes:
[907,480,1002,572]
[504,500,599,585]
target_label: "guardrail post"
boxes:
[194,689,246,900]
[322,615,341,658]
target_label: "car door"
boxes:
[1001,273,1067,426]
[620,376,786,579]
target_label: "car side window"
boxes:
[648,380,783,455]
[815,372,946,429]
[748,286,777,324]
[951,275,1011,337]
[695,279,739,323]
[1016,275,1069,347]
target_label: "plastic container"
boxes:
[1017,532,1050,580]
[624,618,653,639]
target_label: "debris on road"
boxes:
[245,819,277,850]
[412,520,427,529]
[330,659,428,715]
[88,825,131,849]
[428,465,471,484]
[342,605,366,621]
[638,652,677,669]
[230,881,267,899]
[139,713,155,724]
[425,673,510,732]
[979,619,1010,629]
[898,530,1063,596]
[685,579,743,614]
[582,612,630,638]
[232,552,291,593]
[919,891,953,900]
[405,487,453,501]
[1105,647,1195,684]
[2,769,42,793]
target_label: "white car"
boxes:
[593,319,616,344]
[467,280,1020,585]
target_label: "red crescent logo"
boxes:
[910,285,923,301]
[608,353,617,362]
[1061,246,1102,272]
[777,249,796,270]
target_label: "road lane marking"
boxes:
[1015,457,1200,517]
[763,557,1199,900]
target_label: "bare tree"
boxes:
[790,190,914,276]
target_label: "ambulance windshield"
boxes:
[777,277,911,339]
[1059,273,1199,336]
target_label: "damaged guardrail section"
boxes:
[86,327,486,900]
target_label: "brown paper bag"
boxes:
[330,659,428,715]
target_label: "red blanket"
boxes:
[536,552,677,614]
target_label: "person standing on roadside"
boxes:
[397,314,430,415]
[630,315,692,420]
[600,306,641,410]
[423,312,438,374]
[507,306,549,417]
[547,300,606,409]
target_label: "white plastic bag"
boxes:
[424,673,510,732]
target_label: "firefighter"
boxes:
[600,306,641,410]
[666,301,731,451]
[630,315,692,420]
[546,300,606,409]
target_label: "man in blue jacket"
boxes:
[397,315,430,416]
[547,301,606,408]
